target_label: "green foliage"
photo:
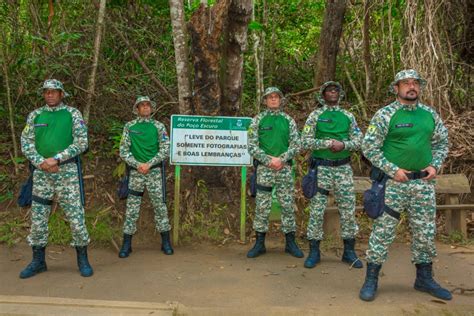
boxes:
[47,208,119,246]
[180,179,228,242]
[0,219,26,246]
[439,231,471,245]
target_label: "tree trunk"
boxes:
[313,0,347,87]
[252,0,265,111]
[188,0,231,115]
[220,0,252,115]
[169,0,192,114]
[83,0,106,123]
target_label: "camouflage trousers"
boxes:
[306,164,358,240]
[123,167,170,235]
[28,163,90,247]
[253,164,296,234]
[366,179,437,264]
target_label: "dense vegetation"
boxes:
[0,0,472,246]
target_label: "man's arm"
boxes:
[341,112,363,151]
[147,121,170,166]
[429,110,449,172]
[21,110,45,168]
[362,109,399,177]
[301,110,332,150]
[279,116,300,162]
[247,114,271,166]
[119,122,141,168]
[54,108,88,161]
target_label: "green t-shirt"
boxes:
[258,114,290,157]
[34,109,73,158]
[129,121,159,163]
[312,110,351,160]
[382,107,435,171]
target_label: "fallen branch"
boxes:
[286,86,319,98]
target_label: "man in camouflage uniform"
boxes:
[118,96,173,257]
[301,81,363,269]
[359,70,451,301]
[20,79,93,278]
[246,87,303,258]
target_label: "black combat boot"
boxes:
[247,232,266,258]
[160,231,174,255]
[76,246,93,277]
[119,233,133,258]
[19,246,47,279]
[304,240,321,268]
[284,232,304,258]
[341,238,363,268]
[359,262,382,301]
[414,263,452,300]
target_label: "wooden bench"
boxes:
[323,174,472,238]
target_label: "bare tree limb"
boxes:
[83,0,106,122]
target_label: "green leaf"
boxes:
[248,21,263,31]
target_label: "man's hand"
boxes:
[47,165,59,173]
[39,158,59,173]
[330,140,345,152]
[421,166,437,180]
[268,156,284,171]
[393,168,409,182]
[137,163,151,174]
[44,157,59,168]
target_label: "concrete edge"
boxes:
[0,295,179,311]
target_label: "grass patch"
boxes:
[0,219,27,246]
[48,207,120,246]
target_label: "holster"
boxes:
[363,167,400,220]
[302,157,330,199]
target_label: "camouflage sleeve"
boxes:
[279,115,300,162]
[301,110,332,150]
[119,122,140,168]
[247,114,271,166]
[20,110,45,168]
[429,109,449,171]
[362,108,399,177]
[55,107,88,161]
[147,121,170,166]
[342,111,363,151]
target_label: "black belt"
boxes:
[256,184,272,192]
[32,195,53,206]
[384,205,400,220]
[58,157,77,166]
[371,167,428,181]
[406,171,429,180]
[313,157,350,167]
[129,189,144,197]
[129,162,162,171]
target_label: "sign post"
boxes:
[170,115,252,244]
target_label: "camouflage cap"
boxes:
[262,86,284,106]
[389,69,427,94]
[37,79,70,97]
[317,81,345,106]
[133,95,157,114]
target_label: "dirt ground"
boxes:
[1,239,473,315]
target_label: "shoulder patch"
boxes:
[303,125,311,133]
[367,125,377,134]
